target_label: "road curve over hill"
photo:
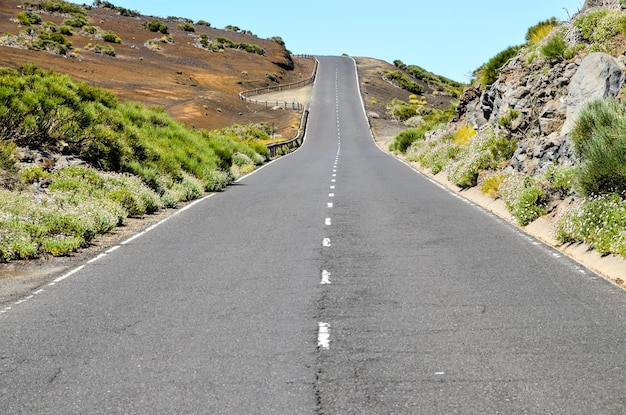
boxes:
[1,56,626,414]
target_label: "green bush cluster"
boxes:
[95,1,140,17]
[178,23,195,32]
[406,133,462,175]
[31,31,73,54]
[446,126,516,188]
[389,105,455,152]
[16,11,42,26]
[63,15,89,28]
[573,8,626,46]
[197,20,211,27]
[212,36,265,55]
[474,45,522,88]
[0,166,159,260]
[556,193,626,256]
[102,30,121,43]
[382,70,424,95]
[24,0,86,16]
[143,20,169,34]
[541,34,568,62]
[499,174,547,226]
[394,60,462,97]
[0,65,270,260]
[570,98,626,195]
[0,65,267,189]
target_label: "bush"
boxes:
[573,8,626,45]
[63,15,89,28]
[500,174,547,226]
[526,17,559,44]
[178,23,195,32]
[543,165,576,197]
[541,34,568,62]
[382,70,424,95]
[474,45,522,88]
[556,193,626,256]
[143,20,168,34]
[16,11,42,26]
[452,124,476,146]
[24,0,86,15]
[446,126,516,188]
[197,20,211,27]
[102,30,121,43]
[570,99,626,195]
[479,172,506,198]
[406,135,461,175]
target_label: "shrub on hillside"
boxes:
[556,193,626,256]
[102,30,121,43]
[178,23,195,32]
[573,8,626,46]
[474,45,522,88]
[499,174,547,226]
[143,20,169,34]
[382,70,424,95]
[24,0,86,16]
[526,17,559,44]
[570,98,626,195]
[541,34,568,62]
[63,15,89,28]
[446,126,516,188]
[16,11,42,26]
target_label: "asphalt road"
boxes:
[1,56,626,414]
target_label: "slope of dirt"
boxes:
[0,0,314,136]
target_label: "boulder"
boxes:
[561,52,625,134]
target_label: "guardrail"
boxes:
[239,55,318,111]
[238,55,317,158]
[266,108,309,159]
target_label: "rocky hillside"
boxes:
[390,2,626,280]
[454,3,626,176]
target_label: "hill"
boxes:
[0,0,314,137]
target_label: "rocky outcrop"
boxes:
[454,49,626,175]
[561,52,625,134]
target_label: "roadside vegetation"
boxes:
[389,6,626,258]
[0,65,269,261]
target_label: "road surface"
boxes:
[1,56,625,414]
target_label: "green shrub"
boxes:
[197,20,211,27]
[570,99,626,195]
[406,135,461,175]
[391,129,424,153]
[383,70,424,95]
[446,126,516,188]
[500,175,547,225]
[63,15,89,28]
[543,165,576,197]
[479,172,506,198]
[526,17,559,44]
[24,0,86,15]
[0,141,17,173]
[143,20,169,34]
[541,34,568,62]
[102,30,121,43]
[573,8,626,45]
[178,23,195,32]
[474,45,522,88]
[556,193,626,256]
[16,11,42,26]
[59,26,73,35]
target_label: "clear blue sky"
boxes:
[111,0,585,83]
